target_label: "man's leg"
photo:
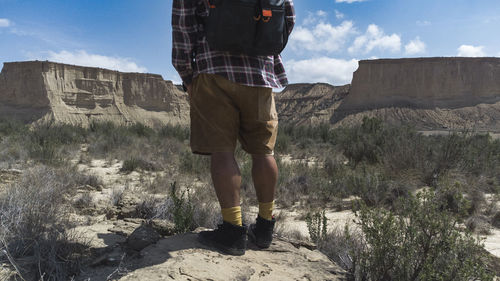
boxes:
[252,154,278,207]
[211,152,242,226]
[198,151,246,256]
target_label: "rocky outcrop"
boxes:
[0,61,189,127]
[331,58,500,131]
[275,83,349,126]
[77,227,347,281]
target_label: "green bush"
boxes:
[0,118,27,137]
[128,122,154,137]
[179,150,210,176]
[25,122,86,164]
[87,121,133,156]
[120,157,159,173]
[169,182,195,233]
[338,117,386,167]
[305,210,328,243]
[348,189,493,281]
[158,124,190,142]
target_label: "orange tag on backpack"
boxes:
[262,9,272,17]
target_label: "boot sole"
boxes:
[198,234,246,256]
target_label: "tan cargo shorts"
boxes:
[189,73,278,155]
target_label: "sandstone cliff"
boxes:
[275,83,349,126]
[0,61,189,127]
[332,57,500,131]
[342,57,500,111]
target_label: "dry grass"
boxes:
[0,165,89,280]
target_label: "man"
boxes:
[172,0,295,256]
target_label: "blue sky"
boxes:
[1,0,500,86]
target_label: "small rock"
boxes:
[126,225,161,251]
[150,219,176,236]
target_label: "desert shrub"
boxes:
[337,117,386,167]
[490,212,500,229]
[275,127,291,153]
[147,182,195,233]
[345,189,493,281]
[120,157,159,173]
[0,118,27,137]
[73,172,103,189]
[146,174,170,194]
[158,124,190,142]
[274,161,309,207]
[136,195,163,219]
[461,134,500,177]
[0,166,88,280]
[380,126,430,176]
[305,210,328,243]
[109,187,124,206]
[424,133,470,187]
[24,122,86,164]
[318,225,364,275]
[179,150,210,176]
[466,215,491,235]
[168,182,195,233]
[128,122,154,138]
[190,184,220,229]
[74,192,94,209]
[138,182,218,229]
[434,181,471,215]
[344,167,408,207]
[87,121,133,156]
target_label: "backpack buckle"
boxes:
[262,9,272,17]
[262,9,272,22]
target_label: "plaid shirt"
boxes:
[172,0,295,89]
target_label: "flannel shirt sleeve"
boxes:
[171,0,200,86]
[285,0,295,35]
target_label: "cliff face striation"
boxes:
[0,61,189,127]
[275,83,349,126]
[333,57,500,131]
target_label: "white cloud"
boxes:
[290,20,356,53]
[405,37,426,55]
[335,0,367,3]
[303,10,328,26]
[457,45,486,57]
[286,57,358,85]
[0,18,11,27]
[316,10,327,17]
[335,10,345,19]
[348,24,401,54]
[43,50,147,72]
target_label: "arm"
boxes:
[285,0,295,35]
[171,0,200,86]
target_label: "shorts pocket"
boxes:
[258,92,278,121]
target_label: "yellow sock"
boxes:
[221,206,242,226]
[258,201,275,221]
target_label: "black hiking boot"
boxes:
[198,221,247,256]
[248,215,275,248]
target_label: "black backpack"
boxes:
[203,0,289,56]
